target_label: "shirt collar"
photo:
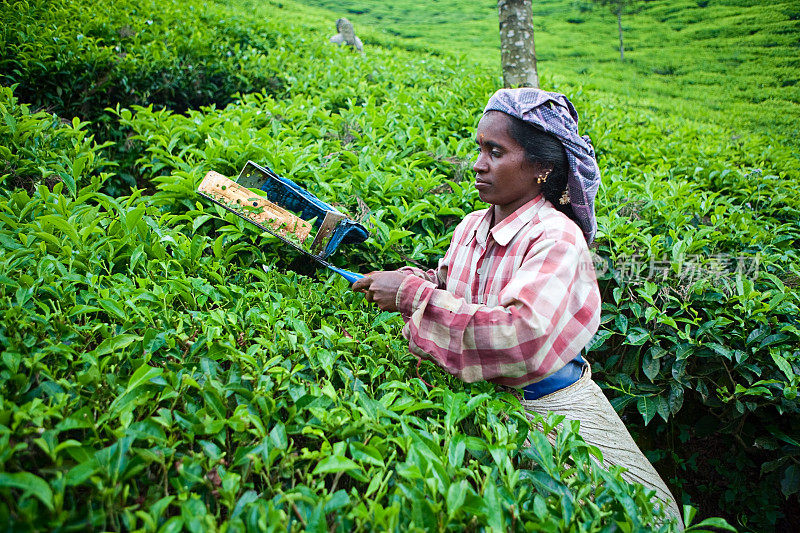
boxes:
[475,195,545,247]
[473,209,492,246]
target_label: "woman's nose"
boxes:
[473,153,488,173]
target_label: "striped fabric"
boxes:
[396,195,600,387]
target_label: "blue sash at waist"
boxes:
[522,354,586,400]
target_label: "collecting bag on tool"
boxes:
[236,160,369,259]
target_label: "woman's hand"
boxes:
[352,270,409,313]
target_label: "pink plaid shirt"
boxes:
[396,195,600,388]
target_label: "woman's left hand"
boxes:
[352,270,409,313]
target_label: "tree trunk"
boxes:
[497,0,539,88]
[617,6,624,61]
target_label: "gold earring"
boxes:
[537,172,549,184]
[559,189,570,205]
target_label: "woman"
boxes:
[352,88,683,527]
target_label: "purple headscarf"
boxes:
[483,88,601,245]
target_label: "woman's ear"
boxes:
[532,161,554,175]
[530,161,554,181]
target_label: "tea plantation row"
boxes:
[1,0,798,530]
[303,0,800,139]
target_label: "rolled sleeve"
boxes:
[396,273,432,317]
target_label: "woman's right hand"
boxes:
[352,270,410,313]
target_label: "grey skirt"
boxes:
[518,362,684,529]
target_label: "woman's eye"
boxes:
[491,150,502,158]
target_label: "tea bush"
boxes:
[0,106,695,529]
[0,85,113,196]
[1,0,798,530]
[1,0,300,192]
[0,0,291,120]
[585,111,800,528]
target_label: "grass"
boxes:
[302,0,800,140]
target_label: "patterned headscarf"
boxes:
[483,88,601,245]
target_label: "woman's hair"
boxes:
[504,113,576,221]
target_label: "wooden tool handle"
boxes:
[199,171,312,242]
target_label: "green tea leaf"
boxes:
[770,352,794,379]
[94,334,140,356]
[349,442,384,468]
[0,472,54,510]
[312,455,361,475]
[637,396,657,425]
[269,422,287,450]
[642,349,660,381]
[781,465,800,497]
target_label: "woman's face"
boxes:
[473,111,543,218]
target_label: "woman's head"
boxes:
[481,88,601,244]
